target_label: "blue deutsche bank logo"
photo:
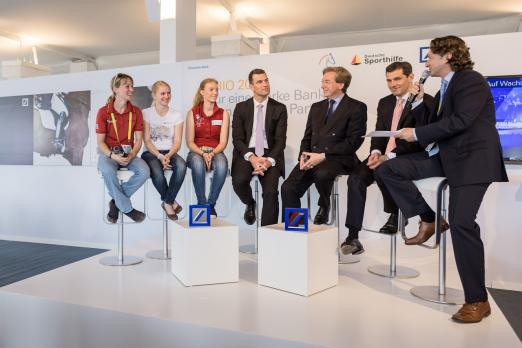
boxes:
[284,208,308,232]
[419,47,429,63]
[189,205,211,227]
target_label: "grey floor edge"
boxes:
[489,288,522,342]
[0,291,327,348]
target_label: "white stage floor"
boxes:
[0,233,520,348]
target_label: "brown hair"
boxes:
[151,80,171,106]
[385,61,413,76]
[248,68,266,85]
[107,73,134,104]
[192,78,219,108]
[430,36,474,71]
[322,66,352,93]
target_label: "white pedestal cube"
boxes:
[258,223,338,296]
[171,219,239,286]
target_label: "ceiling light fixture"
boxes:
[19,34,41,47]
[219,0,269,40]
[160,0,176,20]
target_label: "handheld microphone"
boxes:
[406,70,431,104]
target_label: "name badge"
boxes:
[211,120,223,126]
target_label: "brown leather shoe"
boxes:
[161,202,178,221]
[172,201,183,214]
[405,217,449,245]
[452,301,491,323]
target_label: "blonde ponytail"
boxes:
[192,78,218,108]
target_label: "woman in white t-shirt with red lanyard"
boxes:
[141,81,187,220]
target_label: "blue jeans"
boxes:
[98,155,150,213]
[186,151,228,207]
[141,151,187,204]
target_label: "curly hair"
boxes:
[430,36,474,72]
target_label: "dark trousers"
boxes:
[374,152,443,218]
[345,158,397,232]
[375,152,490,303]
[232,158,281,226]
[281,159,347,221]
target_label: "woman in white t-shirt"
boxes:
[141,81,186,220]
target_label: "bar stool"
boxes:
[239,176,260,254]
[100,168,143,266]
[307,175,360,264]
[144,169,174,260]
[406,177,465,305]
[366,183,419,278]
[367,212,420,278]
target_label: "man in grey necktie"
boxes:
[231,69,288,226]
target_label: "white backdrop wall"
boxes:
[0,33,521,290]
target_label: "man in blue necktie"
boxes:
[282,66,367,225]
[376,36,508,323]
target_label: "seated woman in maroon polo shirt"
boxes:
[185,78,230,217]
[96,73,150,223]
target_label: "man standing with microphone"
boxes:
[375,36,507,323]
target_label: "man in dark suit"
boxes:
[281,66,367,224]
[341,62,434,255]
[376,36,508,323]
[232,69,288,226]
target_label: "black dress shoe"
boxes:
[210,206,218,218]
[379,213,408,234]
[313,206,330,225]
[244,201,256,225]
[340,237,364,255]
[379,213,398,234]
[124,209,145,223]
[107,199,119,224]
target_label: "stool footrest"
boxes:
[368,264,419,278]
[146,250,171,260]
[99,255,143,266]
[410,285,465,305]
[239,244,257,254]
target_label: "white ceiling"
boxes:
[1,0,521,66]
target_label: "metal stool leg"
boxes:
[146,211,171,260]
[240,179,258,254]
[410,185,464,304]
[143,176,171,260]
[368,212,419,278]
[306,180,360,264]
[100,175,143,266]
[100,210,143,266]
